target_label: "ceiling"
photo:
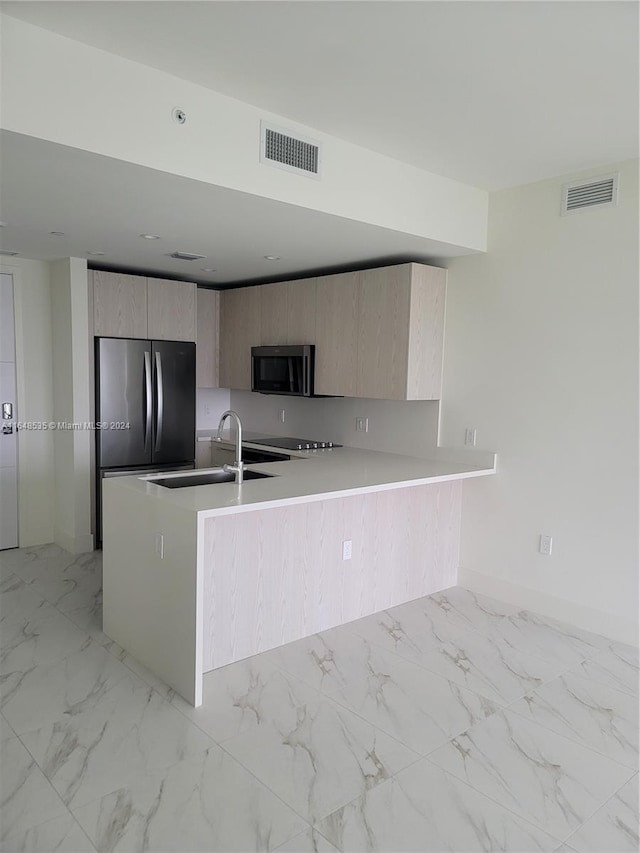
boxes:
[2,1,638,190]
[0,131,471,286]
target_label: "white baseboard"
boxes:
[54,529,95,555]
[459,568,639,648]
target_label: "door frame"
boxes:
[0,268,18,549]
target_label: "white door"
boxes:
[0,273,18,549]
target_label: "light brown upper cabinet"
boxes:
[259,282,289,345]
[216,263,445,398]
[147,277,196,342]
[286,278,316,344]
[260,278,317,345]
[196,288,219,388]
[92,270,197,343]
[314,271,361,397]
[93,270,148,338]
[219,286,261,390]
[356,263,446,400]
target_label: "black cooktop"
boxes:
[250,436,342,451]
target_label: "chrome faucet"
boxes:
[215,410,245,484]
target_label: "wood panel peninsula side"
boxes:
[102,444,496,705]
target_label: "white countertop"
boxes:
[106,438,497,519]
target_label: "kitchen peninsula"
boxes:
[102,440,496,705]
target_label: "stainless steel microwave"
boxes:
[251,345,315,396]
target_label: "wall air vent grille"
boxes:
[561,173,619,215]
[260,122,321,178]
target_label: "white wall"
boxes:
[3,258,55,546]
[50,257,93,553]
[440,160,639,645]
[0,14,488,252]
[229,391,441,457]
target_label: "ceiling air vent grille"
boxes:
[561,173,619,215]
[260,122,321,178]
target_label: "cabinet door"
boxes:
[196,288,219,388]
[219,286,261,390]
[287,278,316,344]
[260,282,288,345]
[357,265,411,400]
[406,264,447,400]
[314,272,360,397]
[93,270,147,338]
[147,278,196,342]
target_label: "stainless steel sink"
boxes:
[150,469,274,489]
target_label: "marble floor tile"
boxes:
[573,642,639,697]
[346,605,449,661]
[21,672,215,810]
[0,812,97,853]
[565,774,639,853]
[274,827,339,852]
[220,668,418,825]
[30,559,102,618]
[0,735,69,843]
[266,627,499,754]
[0,573,50,627]
[509,670,638,769]
[2,637,130,735]
[416,625,566,705]
[427,709,635,840]
[64,603,111,647]
[427,586,520,630]
[315,757,560,852]
[2,545,85,585]
[0,711,16,743]
[0,603,89,678]
[103,640,177,702]
[488,610,611,668]
[170,652,283,742]
[72,744,307,852]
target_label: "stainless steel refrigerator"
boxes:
[95,337,196,544]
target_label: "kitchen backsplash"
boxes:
[229,391,441,457]
[196,388,231,430]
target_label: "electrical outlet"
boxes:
[539,534,553,556]
[155,533,164,559]
[278,409,286,424]
[342,539,352,560]
[205,404,212,417]
[355,417,369,433]
[465,427,477,447]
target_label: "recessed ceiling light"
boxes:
[140,234,161,240]
[0,249,19,256]
[50,231,65,236]
[87,251,105,256]
[264,255,281,261]
[201,268,216,273]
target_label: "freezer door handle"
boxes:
[143,351,152,450]
[154,351,164,453]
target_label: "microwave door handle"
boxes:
[303,354,310,396]
[288,357,295,392]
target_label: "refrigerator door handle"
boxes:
[154,351,164,453]
[143,351,152,450]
